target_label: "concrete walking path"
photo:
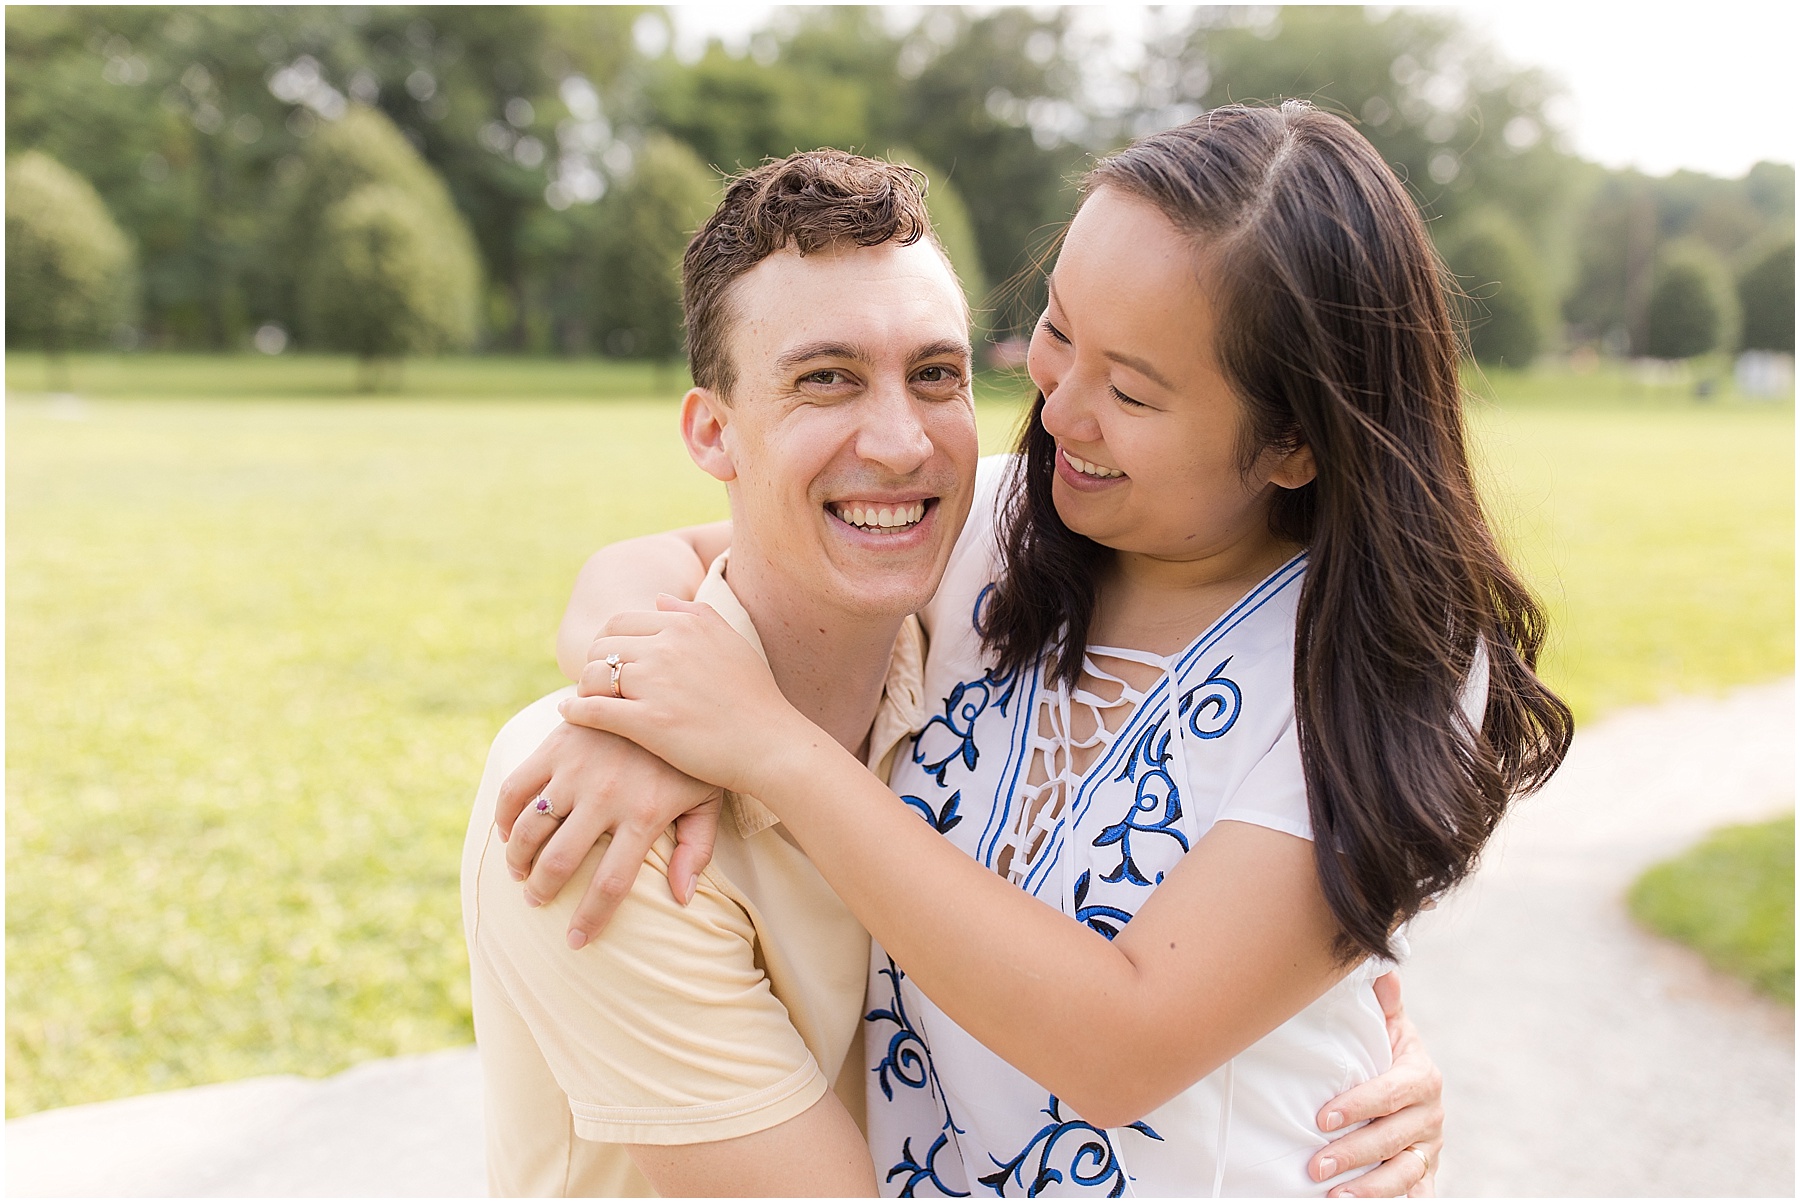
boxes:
[7,680,1794,1197]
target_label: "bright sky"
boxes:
[665,3,1796,179]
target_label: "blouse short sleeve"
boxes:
[1213,717,1314,842]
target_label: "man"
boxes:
[463,150,980,1195]
[467,150,1443,1198]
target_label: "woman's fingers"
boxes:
[666,792,723,905]
[521,791,613,907]
[564,822,663,949]
[558,692,637,734]
[495,750,554,842]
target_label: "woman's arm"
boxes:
[553,522,731,680]
[566,601,1348,1129]
[497,521,733,943]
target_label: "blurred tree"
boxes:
[588,133,718,363]
[883,147,990,312]
[1644,243,1738,360]
[886,8,1088,329]
[1736,236,1795,353]
[1442,208,1547,367]
[5,151,137,383]
[282,103,483,347]
[1140,6,1582,267]
[1564,162,1793,353]
[300,183,478,387]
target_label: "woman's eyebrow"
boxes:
[1049,273,1175,391]
[1105,349,1174,391]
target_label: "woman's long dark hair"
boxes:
[979,102,1573,962]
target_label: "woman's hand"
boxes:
[558,597,817,799]
[1308,973,1444,1197]
[495,720,723,950]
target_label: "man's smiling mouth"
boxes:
[827,499,931,532]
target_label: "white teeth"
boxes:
[1066,451,1124,479]
[833,501,926,531]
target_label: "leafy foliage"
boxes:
[1442,209,1547,367]
[300,183,479,371]
[5,151,136,353]
[586,133,718,362]
[286,105,482,363]
[1630,813,1794,1004]
[1644,244,1737,360]
[1737,237,1795,353]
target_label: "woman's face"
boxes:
[1025,186,1313,566]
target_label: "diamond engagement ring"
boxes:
[532,795,565,822]
[604,653,624,698]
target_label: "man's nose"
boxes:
[855,379,935,475]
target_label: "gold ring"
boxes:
[1403,1145,1431,1179]
[604,653,623,698]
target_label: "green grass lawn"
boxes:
[5,353,1793,1115]
[1629,814,1796,1004]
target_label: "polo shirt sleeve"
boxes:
[466,705,827,1147]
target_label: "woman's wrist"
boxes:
[738,708,852,815]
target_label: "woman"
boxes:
[551,103,1570,1195]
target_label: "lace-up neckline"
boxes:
[992,644,1172,888]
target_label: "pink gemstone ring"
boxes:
[532,795,564,821]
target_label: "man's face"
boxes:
[691,239,978,622]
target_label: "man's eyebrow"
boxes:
[1049,272,1175,392]
[912,338,973,362]
[773,341,874,370]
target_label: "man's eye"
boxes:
[802,370,847,386]
[915,365,960,383]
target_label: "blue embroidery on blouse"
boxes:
[913,666,1019,786]
[1072,870,1134,940]
[1093,717,1189,887]
[889,1128,972,1199]
[868,958,970,1197]
[902,791,965,835]
[1180,656,1242,739]
[977,1096,1163,1197]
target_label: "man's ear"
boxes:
[1269,441,1316,490]
[680,387,736,483]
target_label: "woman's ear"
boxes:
[680,388,736,483]
[1269,441,1317,490]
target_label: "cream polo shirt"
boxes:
[462,552,925,1197]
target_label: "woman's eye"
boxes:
[1040,318,1071,345]
[1109,384,1148,409]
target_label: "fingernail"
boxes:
[556,699,570,714]
[524,892,542,908]
[683,877,697,905]
[1323,1110,1344,1131]
[1317,1158,1336,1181]
[567,930,587,950]
[509,868,524,882]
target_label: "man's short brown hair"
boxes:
[681,149,944,399]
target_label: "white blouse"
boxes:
[865,456,1396,1197]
